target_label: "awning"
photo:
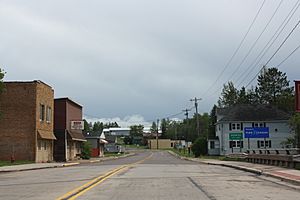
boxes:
[38,130,57,140]
[67,130,87,142]
[99,139,108,144]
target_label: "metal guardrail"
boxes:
[245,148,300,155]
[243,148,300,168]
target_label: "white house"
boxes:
[208,104,292,155]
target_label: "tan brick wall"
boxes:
[148,139,173,149]
[0,81,54,162]
[35,82,54,162]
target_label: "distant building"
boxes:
[102,128,130,136]
[209,104,292,155]
[148,139,176,149]
[83,131,107,157]
[54,98,86,161]
[0,81,56,162]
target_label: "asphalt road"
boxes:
[0,150,300,200]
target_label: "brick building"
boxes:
[54,98,86,161]
[0,81,56,162]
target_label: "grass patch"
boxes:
[0,160,33,167]
[168,148,195,158]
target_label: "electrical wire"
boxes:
[245,19,300,88]
[225,0,283,83]
[200,0,266,97]
[236,0,300,88]
[277,43,300,67]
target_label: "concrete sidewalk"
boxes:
[169,151,300,186]
[0,162,79,173]
[0,152,135,173]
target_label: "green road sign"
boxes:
[229,132,243,140]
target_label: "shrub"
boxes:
[191,137,207,157]
[81,142,91,159]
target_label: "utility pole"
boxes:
[156,119,159,149]
[190,97,202,137]
[183,109,191,153]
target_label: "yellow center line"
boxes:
[56,152,153,200]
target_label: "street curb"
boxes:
[62,162,80,167]
[76,152,136,164]
[0,162,80,173]
[0,153,135,173]
[167,150,300,185]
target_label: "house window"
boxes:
[257,140,271,148]
[46,107,52,123]
[229,140,243,148]
[229,123,243,131]
[40,104,45,121]
[210,141,215,149]
[252,122,266,127]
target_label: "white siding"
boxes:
[217,121,292,155]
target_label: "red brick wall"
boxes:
[54,100,67,130]
[66,100,82,132]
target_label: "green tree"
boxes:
[191,137,207,157]
[257,67,293,106]
[130,124,144,137]
[150,121,157,133]
[130,124,144,145]
[81,142,91,159]
[218,81,239,108]
[160,118,168,139]
[93,121,103,132]
[288,113,300,148]
[0,68,4,94]
[83,119,91,131]
[208,105,217,139]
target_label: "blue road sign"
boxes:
[244,127,269,138]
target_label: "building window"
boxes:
[38,141,42,150]
[46,107,52,123]
[229,140,243,148]
[229,123,243,131]
[40,104,45,121]
[257,140,271,148]
[43,141,47,150]
[210,141,215,149]
[76,143,81,152]
[252,122,266,127]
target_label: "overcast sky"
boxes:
[1,0,299,127]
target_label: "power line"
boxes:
[236,0,300,88]
[201,0,266,97]
[225,0,283,84]
[245,19,300,88]
[265,20,300,66]
[277,43,300,67]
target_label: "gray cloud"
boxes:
[1,0,300,124]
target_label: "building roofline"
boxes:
[216,119,289,124]
[54,97,82,108]
[4,80,53,89]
